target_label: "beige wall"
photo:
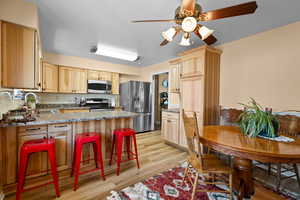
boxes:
[219,21,300,111]
[0,0,38,29]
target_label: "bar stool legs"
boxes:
[72,133,105,191]
[109,128,140,176]
[16,139,60,200]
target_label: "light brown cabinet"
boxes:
[59,66,87,93]
[169,59,181,93]
[88,70,112,81]
[111,73,120,94]
[165,46,222,149]
[18,126,48,178]
[42,62,58,92]
[48,124,72,171]
[161,111,180,144]
[1,21,39,89]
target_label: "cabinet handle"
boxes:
[26,127,41,131]
[167,120,171,122]
[54,125,68,128]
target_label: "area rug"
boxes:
[107,162,231,200]
[107,162,296,200]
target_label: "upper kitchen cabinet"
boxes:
[180,46,222,126]
[111,73,120,95]
[1,21,39,89]
[88,70,112,81]
[99,71,112,81]
[42,62,58,93]
[179,48,205,79]
[169,59,181,93]
[87,70,99,80]
[59,66,87,93]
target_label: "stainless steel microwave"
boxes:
[87,80,112,94]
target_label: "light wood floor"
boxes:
[4,131,285,200]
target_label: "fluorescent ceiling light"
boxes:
[94,44,138,62]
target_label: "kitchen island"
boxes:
[0,111,137,196]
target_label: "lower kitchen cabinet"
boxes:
[161,111,180,145]
[18,132,48,178]
[48,124,72,171]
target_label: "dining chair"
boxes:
[268,114,300,191]
[181,110,233,200]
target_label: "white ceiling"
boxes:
[30,0,300,66]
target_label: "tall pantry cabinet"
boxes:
[164,46,222,148]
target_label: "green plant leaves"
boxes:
[238,98,279,138]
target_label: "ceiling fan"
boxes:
[132,0,258,46]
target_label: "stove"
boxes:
[84,98,114,112]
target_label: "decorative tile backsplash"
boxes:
[0,92,118,119]
[37,93,117,105]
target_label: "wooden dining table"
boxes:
[198,125,300,200]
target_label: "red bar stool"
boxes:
[109,128,140,176]
[71,132,105,191]
[16,138,60,200]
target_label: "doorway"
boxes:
[152,72,169,130]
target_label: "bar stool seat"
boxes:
[109,128,140,176]
[71,132,105,191]
[16,138,60,200]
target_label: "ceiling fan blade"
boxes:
[181,0,196,15]
[199,1,258,21]
[132,19,179,23]
[203,35,218,45]
[160,40,169,46]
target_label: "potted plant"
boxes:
[238,98,279,138]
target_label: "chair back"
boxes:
[182,110,203,169]
[277,115,300,137]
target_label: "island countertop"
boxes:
[0,111,137,127]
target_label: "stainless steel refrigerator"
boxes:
[120,81,152,133]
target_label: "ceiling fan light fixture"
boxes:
[182,17,197,32]
[162,27,177,42]
[198,26,214,40]
[179,33,192,46]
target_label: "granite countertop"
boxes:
[37,104,91,111]
[0,111,137,127]
[162,108,180,113]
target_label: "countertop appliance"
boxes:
[87,80,112,94]
[85,98,114,112]
[120,81,152,133]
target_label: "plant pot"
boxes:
[258,121,279,138]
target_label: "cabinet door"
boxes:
[48,124,72,171]
[59,67,73,93]
[99,71,112,81]
[161,118,168,140]
[1,22,37,89]
[111,73,120,94]
[166,119,179,144]
[42,62,58,92]
[18,134,48,178]
[181,56,204,78]
[88,70,99,80]
[73,69,87,93]
[169,64,181,93]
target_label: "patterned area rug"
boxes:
[107,162,230,200]
[107,162,297,200]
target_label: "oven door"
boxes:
[88,80,110,93]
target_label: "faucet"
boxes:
[24,92,38,104]
[0,91,13,101]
